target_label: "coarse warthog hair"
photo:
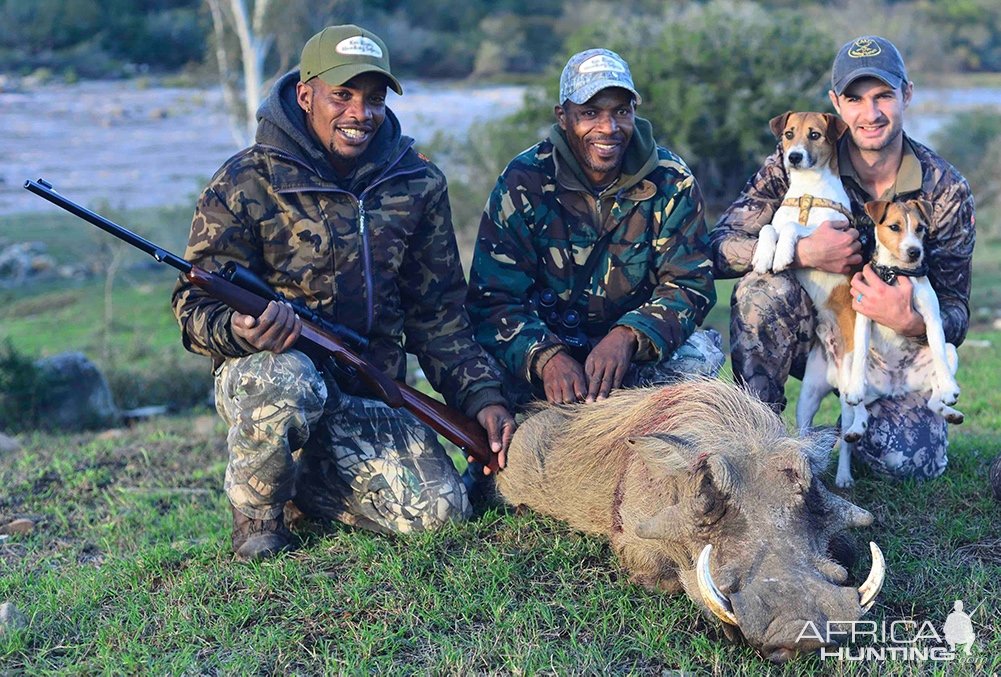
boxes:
[495,377,884,664]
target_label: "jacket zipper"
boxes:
[268,143,422,337]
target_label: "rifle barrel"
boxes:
[23,179,191,274]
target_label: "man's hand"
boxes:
[541,351,588,404]
[851,265,926,336]
[231,300,302,353]
[585,326,637,402]
[794,219,862,274]
[473,404,517,474]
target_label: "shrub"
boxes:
[0,340,51,432]
[932,109,1001,227]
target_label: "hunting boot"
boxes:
[231,505,293,561]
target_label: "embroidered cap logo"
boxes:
[848,38,882,58]
[335,36,383,58]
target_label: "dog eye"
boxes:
[784,131,794,140]
[916,225,926,234]
[808,131,821,140]
[888,224,901,232]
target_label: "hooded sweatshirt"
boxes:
[172,71,505,417]
[467,116,715,383]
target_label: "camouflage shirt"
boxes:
[171,71,505,417]
[711,134,976,346]
[466,119,716,382]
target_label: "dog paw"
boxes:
[772,245,795,272]
[751,251,773,274]
[941,405,965,425]
[835,471,855,489]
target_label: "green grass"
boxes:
[2,205,1000,673]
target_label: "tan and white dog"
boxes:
[752,112,962,487]
[797,199,963,487]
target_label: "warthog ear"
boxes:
[803,427,838,475]
[626,434,695,476]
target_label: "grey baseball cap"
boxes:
[559,48,642,106]
[831,36,907,96]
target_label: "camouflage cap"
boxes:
[559,48,642,106]
[300,24,403,95]
[832,36,907,96]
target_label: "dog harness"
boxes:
[781,194,853,225]
[871,262,929,284]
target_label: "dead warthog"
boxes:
[495,378,884,663]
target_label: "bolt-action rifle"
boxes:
[24,178,497,472]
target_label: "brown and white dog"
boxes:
[751,112,860,485]
[797,199,963,487]
[752,112,962,487]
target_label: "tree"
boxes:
[206,0,275,145]
[562,0,835,210]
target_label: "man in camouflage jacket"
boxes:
[711,36,976,481]
[467,49,722,407]
[172,25,514,559]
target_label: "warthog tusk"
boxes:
[858,541,885,613]
[696,544,738,626]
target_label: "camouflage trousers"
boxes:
[504,328,726,410]
[214,350,470,535]
[730,271,948,481]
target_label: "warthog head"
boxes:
[497,378,884,663]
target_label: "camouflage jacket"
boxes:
[171,71,505,417]
[466,120,716,382]
[711,134,976,346]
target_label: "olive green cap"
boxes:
[299,24,403,95]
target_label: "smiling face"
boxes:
[297,72,388,175]
[555,87,636,187]
[865,199,933,268]
[829,77,911,154]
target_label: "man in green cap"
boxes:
[172,25,515,560]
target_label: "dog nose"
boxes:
[788,151,803,166]
[907,247,921,262]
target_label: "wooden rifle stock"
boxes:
[24,178,498,472]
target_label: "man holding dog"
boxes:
[466,49,723,408]
[172,25,515,560]
[712,36,976,480]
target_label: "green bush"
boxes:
[932,109,1001,226]
[0,341,51,433]
[560,0,834,210]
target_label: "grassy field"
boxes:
[1,205,1000,674]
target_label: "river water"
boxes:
[0,79,527,215]
[2,79,999,216]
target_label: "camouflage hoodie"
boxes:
[171,71,505,417]
[466,118,715,382]
[711,134,976,346]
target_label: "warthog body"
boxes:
[495,378,882,663]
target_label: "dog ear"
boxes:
[769,111,792,138]
[823,114,849,142]
[864,200,892,224]
[911,198,935,232]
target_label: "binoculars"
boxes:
[530,288,590,360]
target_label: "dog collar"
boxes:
[872,262,928,284]
[782,194,853,225]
